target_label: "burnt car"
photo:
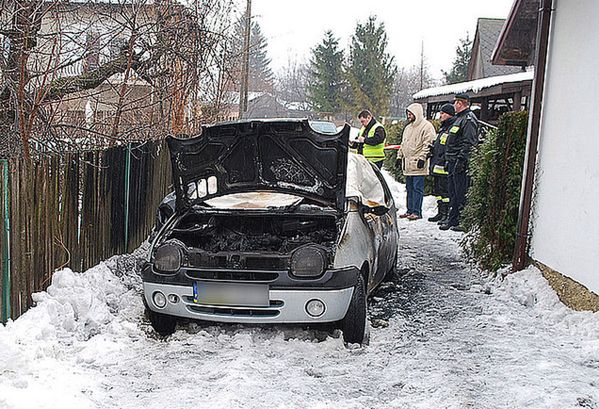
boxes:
[143,119,398,344]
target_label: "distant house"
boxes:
[414,17,530,123]
[245,94,313,120]
[212,92,313,122]
[494,0,599,297]
[467,18,523,80]
[36,2,156,136]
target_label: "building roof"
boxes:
[492,0,539,66]
[413,71,533,101]
[468,18,523,80]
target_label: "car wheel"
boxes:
[146,305,177,336]
[340,273,369,345]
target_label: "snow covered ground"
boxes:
[1,173,599,409]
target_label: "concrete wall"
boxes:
[530,0,599,294]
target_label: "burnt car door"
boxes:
[369,166,398,288]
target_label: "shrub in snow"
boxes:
[461,111,528,270]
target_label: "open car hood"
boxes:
[167,119,350,211]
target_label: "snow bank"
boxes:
[490,266,599,339]
[0,252,145,409]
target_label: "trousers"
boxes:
[405,175,424,217]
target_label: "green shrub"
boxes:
[383,120,407,181]
[462,111,528,270]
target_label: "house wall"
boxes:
[530,0,599,294]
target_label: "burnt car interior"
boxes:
[167,213,338,254]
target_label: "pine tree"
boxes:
[442,34,472,85]
[307,31,345,114]
[248,23,274,91]
[233,18,274,92]
[345,16,397,116]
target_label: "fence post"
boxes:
[124,143,132,253]
[1,159,11,323]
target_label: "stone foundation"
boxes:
[535,261,599,312]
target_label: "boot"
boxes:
[436,202,449,225]
[428,201,444,222]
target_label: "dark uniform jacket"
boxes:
[429,117,456,176]
[444,108,479,165]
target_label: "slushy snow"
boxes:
[1,173,598,409]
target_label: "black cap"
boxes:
[440,103,455,116]
[454,93,470,102]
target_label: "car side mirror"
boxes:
[363,205,389,216]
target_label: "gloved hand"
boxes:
[444,162,449,173]
[417,159,425,169]
[426,144,434,159]
[455,159,467,173]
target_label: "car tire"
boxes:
[340,273,369,345]
[146,305,177,336]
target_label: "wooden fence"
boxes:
[0,141,172,322]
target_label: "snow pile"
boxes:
[490,266,599,339]
[0,253,145,409]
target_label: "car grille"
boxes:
[186,299,283,318]
[186,270,279,282]
[186,252,289,271]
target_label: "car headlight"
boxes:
[290,246,326,278]
[153,242,183,273]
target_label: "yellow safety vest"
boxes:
[358,122,385,163]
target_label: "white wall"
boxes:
[530,0,599,294]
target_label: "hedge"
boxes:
[461,111,529,270]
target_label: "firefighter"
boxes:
[355,110,386,169]
[428,103,455,224]
[440,93,479,231]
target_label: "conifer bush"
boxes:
[461,111,529,270]
[383,121,407,181]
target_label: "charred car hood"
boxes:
[167,119,350,211]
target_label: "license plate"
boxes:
[193,282,269,307]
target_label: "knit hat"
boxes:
[440,103,455,116]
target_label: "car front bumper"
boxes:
[143,282,355,323]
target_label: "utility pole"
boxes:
[419,39,424,91]
[239,0,251,119]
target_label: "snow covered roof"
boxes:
[413,71,533,100]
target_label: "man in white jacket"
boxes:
[396,103,436,220]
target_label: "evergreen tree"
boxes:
[442,34,472,85]
[233,18,274,92]
[345,16,397,116]
[248,22,274,91]
[307,31,345,114]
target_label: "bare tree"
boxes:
[390,64,435,117]
[274,57,309,107]
[0,0,236,159]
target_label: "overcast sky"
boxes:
[245,0,515,80]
